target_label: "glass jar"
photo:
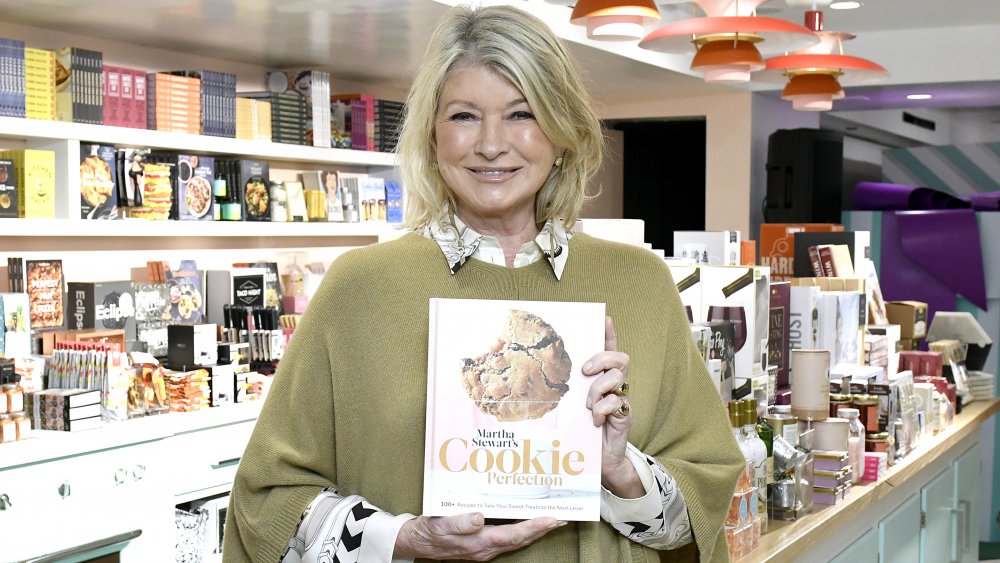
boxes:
[829,393,851,418]
[865,431,891,453]
[837,407,865,484]
[851,394,880,433]
[0,414,14,443]
[5,383,23,414]
[12,412,29,441]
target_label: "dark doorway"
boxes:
[610,119,707,253]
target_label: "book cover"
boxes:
[0,159,17,218]
[239,159,270,221]
[67,281,136,338]
[177,155,215,221]
[423,298,605,521]
[80,144,118,219]
[817,245,836,277]
[768,282,791,389]
[163,260,204,324]
[134,282,171,357]
[793,231,870,279]
[25,259,64,330]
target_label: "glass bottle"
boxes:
[837,407,865,484]
[742,399,768,537]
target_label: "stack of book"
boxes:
[169,70,236,138]
[24,48,55,120]
[863,334,888,373]
[147,73,201,134]
[374,99,405,153]
[967,371,996,401]
[27,388,103,432]
[100,66,148,129]
[807,244,856,277]
[235,97,273,141]
[332,93,375,151]
[55,47,103,124]
[0,38,26,118]
[242,92,306,145]
[165,368,211,412]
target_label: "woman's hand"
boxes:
[393,513,564,561]
[582,316,644,499]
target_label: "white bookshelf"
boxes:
[0,218,400,238]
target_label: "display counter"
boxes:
[739,398,1000,562]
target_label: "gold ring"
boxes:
[612,400,630,419]
[613,381,629,397]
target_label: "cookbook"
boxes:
[423,298,605,521]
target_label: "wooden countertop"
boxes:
[738,398,1000,562]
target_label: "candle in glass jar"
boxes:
[790,349,830,422]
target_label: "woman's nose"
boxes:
[475,116,509,160]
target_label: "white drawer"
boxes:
[168,420,256,499]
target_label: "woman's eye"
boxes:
[509,110,535,120]
[449,112,477,122]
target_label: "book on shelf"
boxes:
[18,259,65,330]
[25,47,55,121]
[423,298,605,521]
[80,144,119,220]
[0,158,18,218]
[267,70,331,148]
[0,149,55,218]
[1,38,27,118]
[331,93,375,151]
[56,46,102,125]
[168,69,237,138]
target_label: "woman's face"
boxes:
[434,64,561,224]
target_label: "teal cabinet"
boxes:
[831,528,878,563]
[880,493,921,563]
[921,465,956,563]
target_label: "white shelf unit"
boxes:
[0,115,398,223]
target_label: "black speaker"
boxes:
[764,128,844,223]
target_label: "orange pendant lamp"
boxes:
[638,0,819,83]
[570,0,661,41]
[763,11,888,111]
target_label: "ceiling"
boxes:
[0,0,997,115]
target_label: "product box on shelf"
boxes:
[204,269,266,328]
[769,282,791,389]
[0,159,18,219]
[234,262,282,313]
[338,175,361,223]
[885,301,929,340]
[166,324,218,370]
[0,149,55,218]
[927,311,993,371]
[673,231,741,266]
[699,266,770,398]
[358,176,387,222]
[322,170,345,222]
[385,181,403,224]
[133,283,171,357]
[667,263,701,323]
[79,144,118,220]
[866,324,902,378]
[694,320,735,400]
[0,293,30,359]
[177,155,215,221]
[423,298,604,521]
[67,281,137,340]
[759,223,844,282]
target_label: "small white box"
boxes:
[673,230,741,266]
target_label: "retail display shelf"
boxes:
[741,398,1000,562]
[0,116,398,167]
[0,399,264,471]
[0,217,401,238]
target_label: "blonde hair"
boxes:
[397,4,603,230]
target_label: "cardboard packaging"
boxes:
[133,283,172,357]
[759,223,844,282]
[0,159,19,218]
[205,269,266,327]
[673,231,741,266]
[885,301,928,340]
[0,293,31,359]
[769,282,791,389]
[700,266,770,396]
[67,281,137,340]
[667,264,702,323]
[167,324,218,370]
[866,324,902,378]
[927,311,993,371]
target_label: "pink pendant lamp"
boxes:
[638,0,819,82]
[570,0,661,41]
[763,11,888,110]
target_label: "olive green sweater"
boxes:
[224,232,743,562]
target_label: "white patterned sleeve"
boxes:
[280,489,416,563]
[600,443,694,550]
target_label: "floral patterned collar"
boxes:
[420,214,572,280]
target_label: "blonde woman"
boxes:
[225,5,742,562]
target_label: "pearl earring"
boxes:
[553,156,563,167]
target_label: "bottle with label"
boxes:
[725,404,754,559]
[742,399,768,538]
[837,407,865,484]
